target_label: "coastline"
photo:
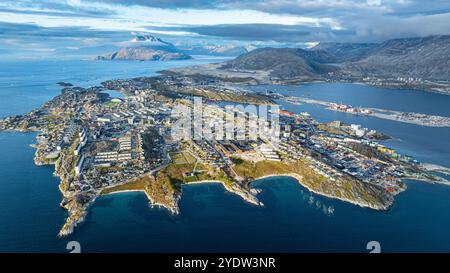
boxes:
[0,116,430,237]
[250,173,395,210]
[182,180,262,206]
[17,126,399,236]
[102,188,180,214]
[100,172,395,224]
[101,179,263,214]
[1,75,445,238]
[20,119,441,236]
[0,128,434,237]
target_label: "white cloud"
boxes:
[66,0,81,6]
[0,0,448,44]
[0,0,341,34]
[366,0,382,6]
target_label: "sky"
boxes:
[0,0,449,59]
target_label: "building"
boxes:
[75,155,85,176]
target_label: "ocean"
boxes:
[1,59,450,252]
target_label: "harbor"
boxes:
[282,95,450,127]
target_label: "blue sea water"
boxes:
[0,57,229,118]
[1,60,450,252]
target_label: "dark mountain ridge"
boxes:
[221,47,339,79]
[343,35,450,80]
[218,35,450,81]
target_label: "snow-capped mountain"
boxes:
[179,44,256,57]
[97,35,191,61]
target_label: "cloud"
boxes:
[96,0,382,13]
[0,0,114,18]
[0,0,449,56]
[94,0,450,18]
[0,1,338,32]
[0,22,126,39]
[349,12,450,40]
[96,0,221,9]
[166,24,355,43]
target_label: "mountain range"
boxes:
[96,35,259,61]
[216,35,450,81]
[341,36,450,80]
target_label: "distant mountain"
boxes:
[220,47,339,79]
[179,44,255,57]
[342,35,450,80]
[311,42,378,62]
[207,35,450,81]
[97,48,191,61]
[97,35,191,61]
[130,35,168,45]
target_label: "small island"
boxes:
[57,82,74,88]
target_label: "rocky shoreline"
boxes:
[25,128,398,237]
[0,78,440,238]
[101,180,262,218]
[0,128,409,237]
[252,174,396,210]
[95,172,396,238]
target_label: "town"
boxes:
[0,74,447,236]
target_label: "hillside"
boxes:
[220,47,339,79]
[342,35,450,80]
[166,35,450,88]
[311,42,378,62]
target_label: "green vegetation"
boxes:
[154,80,274,105]
[188,88,273,105]
[316,124,349,135]
[100,160,235,209]
[102,155,392,212]
[101,179,147,195]
[155,162,234,192]
[231,157,296,179]
[104,100,121,108]
[230,158,335,195]
[101,175,177,209]
[170,151,195,165]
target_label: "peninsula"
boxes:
[1,73,448,237]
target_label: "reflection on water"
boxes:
[301,189,335,216]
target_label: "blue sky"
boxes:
[1,0,449,58]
